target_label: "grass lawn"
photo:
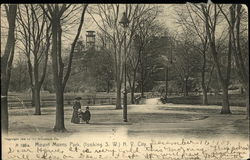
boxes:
[7,98,248,139]
[4,98,249,160]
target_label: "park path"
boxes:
[126,98,247,139]
[145,98,161,105]
[130,97,245,115]
[7,98,248,140]
[129,98,199,115]
[129,98,162,113]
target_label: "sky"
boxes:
[82,4,179,39]
[61,4,180,47]
[0,4,248,62]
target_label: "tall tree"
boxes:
[89,4,160,108]
[91,49,114,93]
[172,32,201,97]
[41,4,88,131]
[88,4,124,109]
[198,4,232,114]
[176,4,213,104]
[1,4,18,134]
[9,54,29,92]
[137,35,168,94]
[218,4,249,118]
[127,12,161,103]
[17,4,51,115]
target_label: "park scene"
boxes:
[1,3,249,160]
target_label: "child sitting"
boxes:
[78,109,84,123]
[78,106,91,124]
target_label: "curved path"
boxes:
[7,98,248,140]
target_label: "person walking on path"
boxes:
[71,97,82,124]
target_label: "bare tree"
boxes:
[172,32,201,97]
[176,4,214,104]
[9,53,29,92]
[197,4,232,114]
[41,4,88,131]
[218,4,249,118]
[89,4,160,108]
[88,4,123,109]
[127,10,160,103]
[17,4,51,115]
[1,4,18,134]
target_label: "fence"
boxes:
[7,92,161,108]
[8,97,118,108]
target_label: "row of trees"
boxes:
[1,3,248,134]
[88,4,163,109]
[173,4,248,115]
[1,4,89,133]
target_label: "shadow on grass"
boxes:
[233,119,249,133]
[128,127,248,139]
[128,113,208,123]
[127,128,221,139]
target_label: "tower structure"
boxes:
[86,31,95,50]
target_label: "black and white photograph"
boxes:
[1,3,249,160]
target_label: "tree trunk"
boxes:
[246,84,249,119]
[107,81,110,93]
[130,72,136,104]
[201,75,208,104]
[140,61,144,97]
[139,49,144,97]
[131,87,135,104]
[45,4,88,132]
[116,81,122,109]
[18,69,22,91]
[34,86,41,115]
[202,5,231,114]
[184,77,188,97]
[181,83,184,96]
[202,87,208,105]
[51,18,66,132]
[31,87,35,107]
[53,87,66,132]
[165,67,168,98]
[1,4,17,134]
[231,4,249,118]
[141,81,145,97]
[210,39,231,114]
[1,90,8,135]
[201,50,208,105]
[220,87,231,114]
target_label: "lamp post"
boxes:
[165,65,168,99]
[161,45,173,101]
[139,21,144,98]
[119,12,129,122]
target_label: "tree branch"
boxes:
[63,4,88,88]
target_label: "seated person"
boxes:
[78,109,84,123]
[79,106,91,124]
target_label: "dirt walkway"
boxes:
[7,98,248,140]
